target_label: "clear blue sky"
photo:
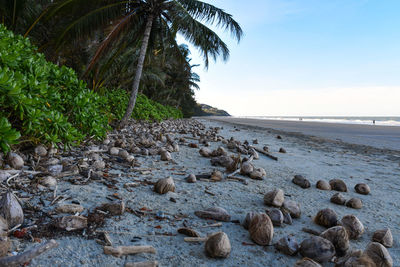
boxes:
[178,0,400,116]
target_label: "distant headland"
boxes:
[194,104,230,116]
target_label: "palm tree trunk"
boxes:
[120,14,154,127]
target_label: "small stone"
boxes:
[242,212,257,230]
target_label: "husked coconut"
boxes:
[205,232,231,258]
[249,213,274,246]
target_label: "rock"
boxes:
[186,174,197,183]
[56,215,87,231]
[320,226,349,256]
[299,236,335,263]
[279,148,286,153]
[34,145,47,157]
[329,179,347,192]
[98,201,125,215]
[7,152,24,169]
[195,207,231,222]
[48,164,63,175]
[264,189,285,207]
[275,235,299,256]
[354,183,370,195]
[249,213,274,246]
[372,228,393,248]
[340,215,364,239]
[0,191,24,228]
[266,208,284,227]
[109,147,119,156]
[56,204,84,214]
[294,258,322,267]
[330,193,346,205]
[292,175,311,189]
[345,198,362,209]
[314,208,338,228]
[316,180,331,190]
[199,147,212,157]
[160,150,172,161]
[154,177,175,194]
[242,212,257,230]
[282,200,301,218]
[118,149,129,159]
[205,232,231,258]
[363,242,393,267]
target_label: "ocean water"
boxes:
[238,116,400,127]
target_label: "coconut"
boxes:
[279,148,287,153]
[345,198,363,209]
[211,170,223,181]
[0,191,24,228]
[154,177,175,194]
[199,147,212,157]
[316,180,331,190]
[320,226,349,256]
[363,242,393,267]
[34,145,47,157]
[299,236,335,262]
[314,208,338,228]
[195,207,231,222]
[249,168,265,180]
[98,201,125,216]
[118,149,129,159]
[264,189,285,207]
[335,249,375,267]
[266,208,284,227]
[282,210,293,225]
[329,179,347,192]
[40,176,57,188]
[292,175,311,189]
[249,213,274,246]
[294,258,322,267]
[340,215,364,239]
[330,193,346,205]
[354,183,370,195]
[109,147,119,156]
[186,174,197,183]
[7,152,24,169]
[275,235,299,256]
[282,200,301,218]
[372,228,393,248]
[205,232,231,258]
[160,150,172,161]
[242,212,258,230]
[240,161,254,175]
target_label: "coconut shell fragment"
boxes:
[355,183,370,195]
[56,215,87,231]
[372,228,393,248]
[154,177,175,194]
[329,179,347,192]
[0,191,24,228]
[340,215,364,239]
[275,235,299,256]
[299,236,335,263]
[345,198,363,209]
[205,232,231,258]
[195,207,231,222]
[98,201,125,216]
[248,213,274,246]
[320,226,349,256]
[264,189,284,207]
[292,175,311,189]
[330,193,346,205]
[294,258,322,267]
[363,242,393,267]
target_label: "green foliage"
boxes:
[0,24,110,151]
[0,117,21,153]
[105,89,183,122]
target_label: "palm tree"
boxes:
[36,0,243,126]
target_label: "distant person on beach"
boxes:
[373,120,375,125]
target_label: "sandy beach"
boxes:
[4,118,398,267]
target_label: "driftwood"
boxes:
[0,239,58,267]
[125,261,158,267]
[226,176,248,185]
[302,227,322,236]
[201,222,222,228]
[250,146,278,161]
[184,237,208,242]
[104,245,156,257]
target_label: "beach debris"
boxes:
[186,174,197,183]
[7,152,24,169]
[335,249,375,267]
[249,213,274,246]
[266,208,284,227]
[160,150,172,161]
[0,216,10,257]
[205,232,231,258]
[329,179,347,192]
[240,161,254,175]
[250,146,278,161]
[339,215,364,239]
[188,143,199,148]
[195,207,231,222]
[355,183,370,195]
[314,209,338,228]
[282,200,301,218]
[56,215,87,231]
[299,236,335,263]
[264,189,285,207]
[48,164,63,175]
[345,198,363,209]
[292,175,311,189]
[363,242,393,267]
[34,145,48,157]
[282,210,293,225]
[154,177,175,194]
[40,175,57,188]
[92,160,106,170]
[320,226,349,256]
[125,261,159,267]
[294,258,322,267]
[55,204,84,214]
[330,193,346,205]
[177,227,200,237]
[104,245,156,257]
[109,147,119,156]
[316,180,331,190]
[210,170,223,181]
[372,228,393,248]
[249,168,265,180]
[199,147,212,157]
[275,235,299,256]
[279,148,286,153]
[242,212,258,230]
[276,135,282,140]
[98,200,125,215]
[0,239,58,267]
[0,191,24,228]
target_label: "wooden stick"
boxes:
[200,223,222,228]
[0,239,58,267]
[103,246,156,257]
[250,146,278,161]
[302,227,322,236]
[125,261,158,267]
[184,237,207,242]
[226,176,248,185]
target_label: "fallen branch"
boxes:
[125,261,158,267]
[226,176,248,185]
[0,239,58,267]
[200,223,222,228]
[250,146,278,161]
[104,245,156,257]
[184,237,207,242]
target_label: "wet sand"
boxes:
[204,117,400,151]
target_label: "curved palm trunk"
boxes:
[120,14,154,127]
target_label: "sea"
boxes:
[238,116,400,127]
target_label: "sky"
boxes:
[177,0,400,116]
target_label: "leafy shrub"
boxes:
[0,117,21,153]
